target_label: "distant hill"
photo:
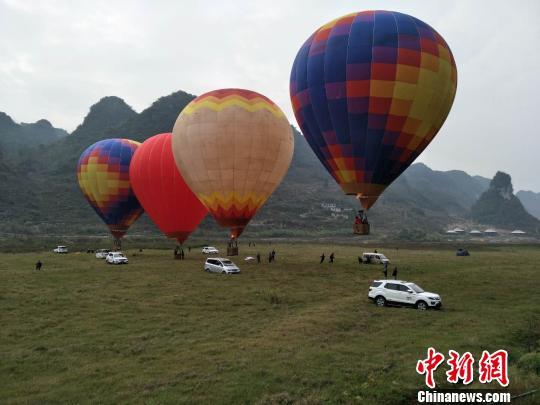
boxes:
[472,172,540,232]
[516,190,540,220]
[0,112,67,161]
[0,90,536,242]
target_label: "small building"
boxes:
[446,230,457,235]
[511,230,526,236]
[484,229,498,236]
[469,230,482,236]
[453,227,465,234]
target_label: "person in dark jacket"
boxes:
[320,253,325,264]
[329,252,334,263]
[256,253,261,264]
[392,266,398,280]
[35,260,42,271]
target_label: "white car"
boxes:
[202,246,219,254]
[106,252,128,265]
[362,252,389,264]
[368,280,442,310]
[95,249,110,259]
[53,246,68,254]
[204,258,240,274]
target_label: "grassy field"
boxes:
[1,243,539,404]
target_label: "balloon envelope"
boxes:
[290,10,457,209]
[172,88,294,238]
[77,138,143,239]
[129,133,207,244]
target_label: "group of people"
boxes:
[382,263,399,280]
[251,250,274,264]
[319,252,335,263]
[174,247,185,260]
[354,210,369,225]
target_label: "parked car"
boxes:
[95,249,110,259]
[202,246,219,254]
[204,258,240,274]
[106,251,128,265]
[456,248,470,256]
[361,252,389,264]
[53,246,68,254]
[368,280,442,310]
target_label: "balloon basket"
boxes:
[113,238,122,251]
[227,246,239,256]
[353,223,370,235]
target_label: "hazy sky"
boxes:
[1,0,539,191]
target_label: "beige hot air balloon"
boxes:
[172,88,294,250]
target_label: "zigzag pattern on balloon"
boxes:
[198,192,266,212]
[181,89,287,119]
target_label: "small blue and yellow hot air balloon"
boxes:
[76,138,143,246]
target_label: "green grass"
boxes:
[1,243,539,404]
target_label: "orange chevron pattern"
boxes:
[181,88,287,119]
[199,192,265,235]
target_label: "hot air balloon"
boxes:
[172,89,294,255]
[77,138,143,248]
[290,11,457,234]
[129,133,207,252]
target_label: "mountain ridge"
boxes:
[0,90,538,241]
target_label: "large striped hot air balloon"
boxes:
[129,133,207,246]
[290,11,457,234]
[171,89,293,250]
[77,138,143,247]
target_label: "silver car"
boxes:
[204,258,240,274]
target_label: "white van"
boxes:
[362,252,389,264]
[53,246,68,254]
[204,258,240,274]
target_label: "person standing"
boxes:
[320,253,325,264]
[256,252,261,264]
[392,266,398,280]
[358,256,362,265]
[271,249,276,262]
[268,252,272,263]
[35,260,42,271]
[329,252,334,263]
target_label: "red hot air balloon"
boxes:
[129,133,207,246]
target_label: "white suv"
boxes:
[362,252,389,264]
[202,246,219,254]
[106,252,128,265]
[53,246,68,254]
[204,258,240,274]
[368,280,441,310]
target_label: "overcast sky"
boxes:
[1,0,539,191]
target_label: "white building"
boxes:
[484,229,498,236]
